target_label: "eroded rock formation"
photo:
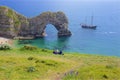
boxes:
[0,6,72,38]
[0,6,29,38]
[29,11,71,37]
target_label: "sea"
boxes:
[1,0,120,56]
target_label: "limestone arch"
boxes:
[29,11,72,37]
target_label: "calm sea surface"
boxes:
[1,0,120,56]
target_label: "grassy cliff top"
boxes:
[0,47,120,80]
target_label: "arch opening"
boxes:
[44,24,58,37]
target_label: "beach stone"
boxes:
[0,6,72,38]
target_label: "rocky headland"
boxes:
[0,6,72,39]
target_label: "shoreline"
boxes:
[0,37,13,47]
[1,37,119,57]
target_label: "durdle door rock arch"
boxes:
[29,11,72,37]
[0,6,72,38]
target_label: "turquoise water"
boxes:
[1,0,120,56]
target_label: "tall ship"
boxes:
[81,16,97,29]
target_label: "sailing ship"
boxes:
[81,16,97,29]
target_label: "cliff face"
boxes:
[0,6,29,38]
[0,6,71,38]
[0,6,15,38]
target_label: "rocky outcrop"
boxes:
[0,6,71,38]
[0,6,29,38]
[29,11,71,37]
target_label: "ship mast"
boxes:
[85,16,87,24]
[91,15,93,26]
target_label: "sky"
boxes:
[0,0,120,31]
[0,0,120,18]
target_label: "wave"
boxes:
[97,31,117,34]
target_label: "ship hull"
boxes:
[81,25,97,29]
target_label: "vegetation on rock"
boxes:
[0,6,29,38]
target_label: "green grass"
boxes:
[0,48,120,80]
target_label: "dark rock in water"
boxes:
[0,6,72,38]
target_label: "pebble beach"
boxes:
[0,37,13,46]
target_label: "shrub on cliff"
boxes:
[21,45,38,51]
[0,44,11,50]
